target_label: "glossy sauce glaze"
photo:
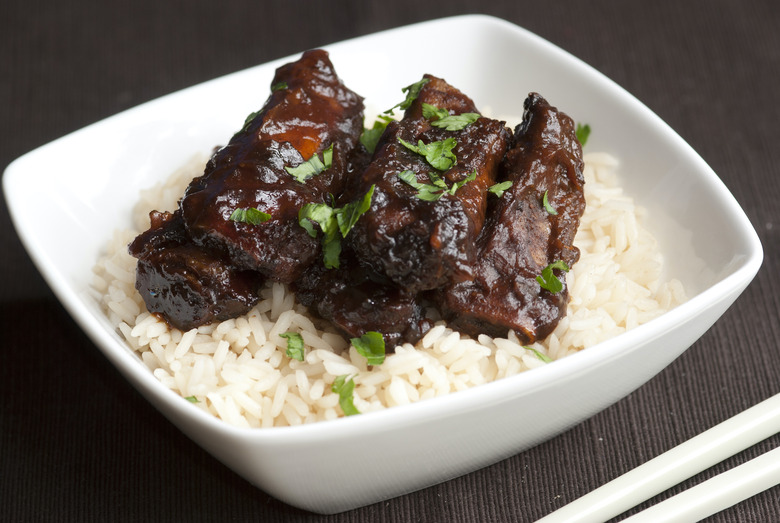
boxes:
[180,49,365,283]
[130,50,585,350]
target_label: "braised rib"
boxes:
[180,49,365,283]
[347,75,511,294]
[129,210,266,331]
[436,93,586,343]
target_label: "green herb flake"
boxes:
[398,137,457,171]
[536,260,570,294]
[184,395,200,403]
[421,103,480,131]
[235,110,260,136]
[229,207,272,225]
[336,185,375,237]
[280,332,305,361]
[421,103,449,121]
[351,331,386,366]
[298,202,340,268]
[524,346,553,363]
[360,115,394,154]
[488,181,512,198]
[385,77,430,114]
[285,144,334,183]
[397,169,475,201]
[271,81,288,92]
[298,185,376,269]
[434,112,480,131]
[447,170,476,195]
[332,374,360,416]
[576,123,591,147]
[542,190,558,215]
[397,170,444,201]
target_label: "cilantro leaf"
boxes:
[332,374,360,416]
[488,181,512,198]
[542,190,558,215]
[321,236,342,269]
[280,332,305,361]
[421,103,449,121]
[576,123,591,147]
[234,110,261,137]
[351,331,386,366]
[285,144,334,183]
[397,170,475,201]
[447,170,476,195]
[536,260,570,294]
[385,77,430,114]
[298,186,375,269]
[229,207,272,225]
[425,170,448,189]
[421,103,480,131]
[523,346,553,363]
[298,202,340,268]
[397,170,445,201]
[298,203,335,238]
[433,113,480,131]
[336,185,375,237]
[398,137,457,171]
[360,115,394,154]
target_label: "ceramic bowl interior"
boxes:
[3,15,762,514]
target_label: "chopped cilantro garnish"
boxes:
[433,112,481,131]
[524,346,553,363]
[488,181,512,198]
[398,137,457,171]
[449,171,476,194]
[536,260,570,294]
[422,103,480,131]
[385,77,430,114]
[397,169,476,201]
[271,81,288,92]
[184,395,200,403]
[542,190,558,215]
[299,202,340,268]
[360,115,394,154]
[397,170,444,201]
[235,110,261,136]
[280,332,305,361]
[332,374,360,416]
[336,185,375,237]
[229,207,272,225]
[576,123,591,147]
[285,144,334,183]
[351,331,386,366]
[421,103,448,121]
[298,185,375,269]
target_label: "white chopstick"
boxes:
[622,445,780,522]
[536,392,780,523]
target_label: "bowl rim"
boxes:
[2,13,764,444]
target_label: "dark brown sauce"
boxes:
[129,50,585,350]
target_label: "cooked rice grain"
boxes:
[93,152,687,427]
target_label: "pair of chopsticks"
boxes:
[537,393,780,522]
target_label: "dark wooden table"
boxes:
[3,1,779,521]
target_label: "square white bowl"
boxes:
[3,15,762,514]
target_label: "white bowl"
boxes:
[2,15,762,514]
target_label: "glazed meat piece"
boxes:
[347,75,511,294]
[180,49,365,283]
[436,93,586,343]
[129,210,266,331]
[293,248,430,349]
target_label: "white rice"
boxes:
[91,151,687,428]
